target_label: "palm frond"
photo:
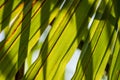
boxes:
[0,0,120,80]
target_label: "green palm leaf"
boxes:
[0,0,120,80]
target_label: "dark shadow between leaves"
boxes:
[40,1,50,79]
[15,0,32,80]
[74,0,93,79]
